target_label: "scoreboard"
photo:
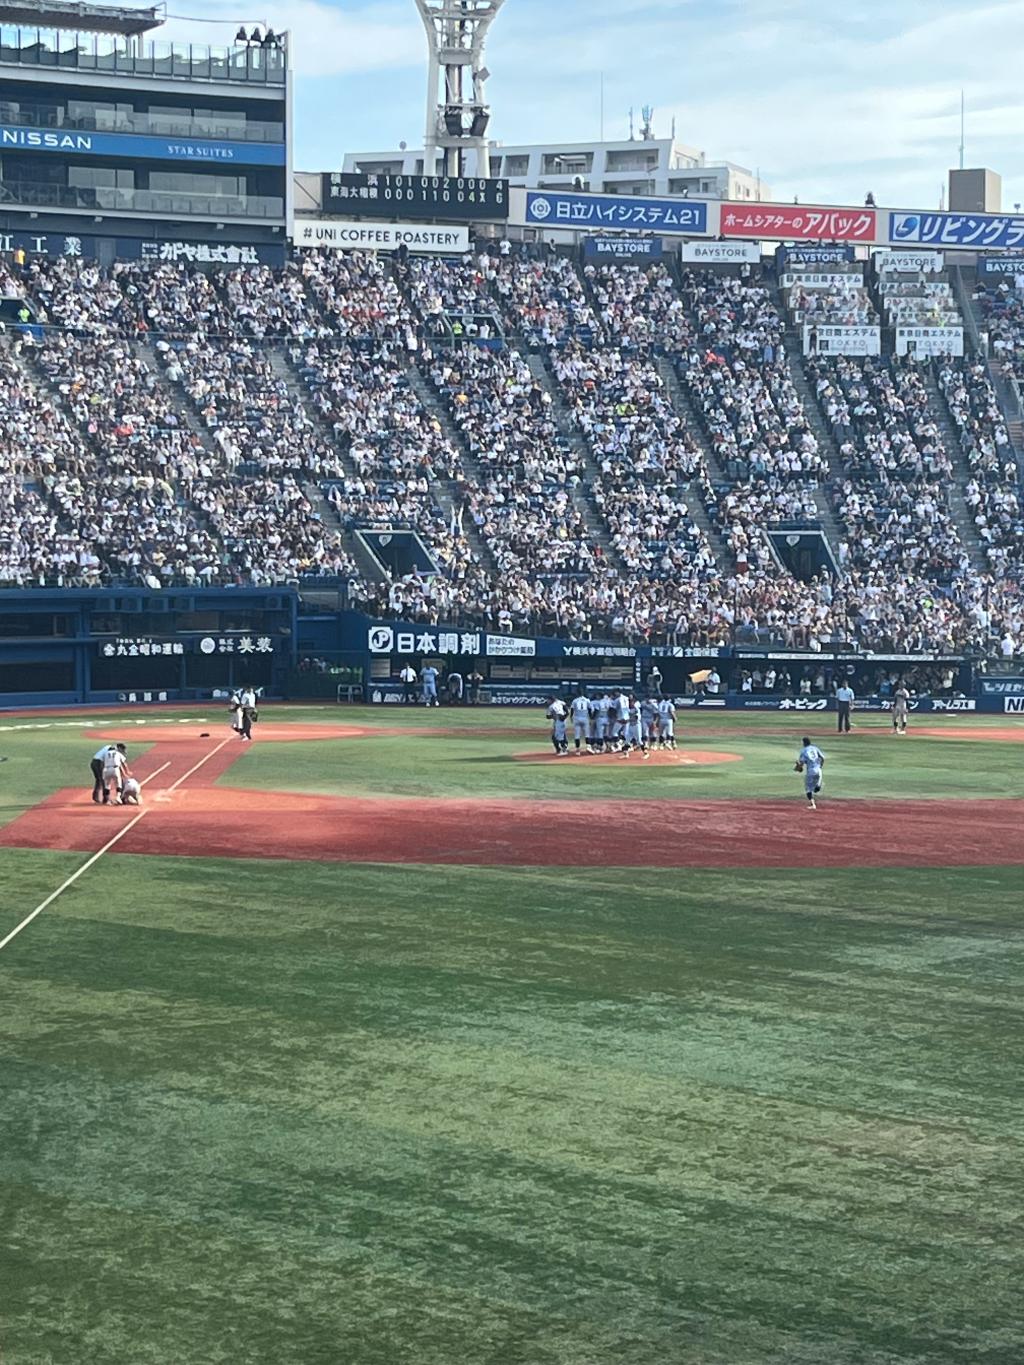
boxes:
[321,173,508,222]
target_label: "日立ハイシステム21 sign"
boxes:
[526,190,707,235]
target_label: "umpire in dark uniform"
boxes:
[835,682,854,733]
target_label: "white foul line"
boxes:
[140,761,171,786]
[0,737,232,956]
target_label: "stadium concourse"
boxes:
[0,248,1022,657]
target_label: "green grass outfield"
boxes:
[1,706,1023,1364]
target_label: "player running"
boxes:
[794,736,825,810]
[547,696,569,756]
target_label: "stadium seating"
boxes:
[0,248,1020,657]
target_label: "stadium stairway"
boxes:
[956,268,1024,462]
[781,333,846,481]
[652,355,732,567]
[922,367,990,573]
[524,352,628,570]
[129,339,222,461]
[403,365,499,572]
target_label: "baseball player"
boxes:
[569,689,591,755]
[120,776,142,806]
[90,741,126,803]
[100,743,131,805]
[640,695,659,750]
[547,696,569,755]
[421,663,440,706]
[891,684,910,735]
[658,697,677,749]
[593,693,612,751]
[622,695,649,758]
[794,735,825,810]
[613,689,631,750]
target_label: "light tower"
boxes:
[414,0,505,178]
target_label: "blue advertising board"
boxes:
[778,244,855,265]
[0,124,285,166]
[980,254,1024,276]
[526,190,707,235]
[889,209,1024,249]
[583,235,664,260]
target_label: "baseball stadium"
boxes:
[1,1,1023,1363]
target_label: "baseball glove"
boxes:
[793,762,803,772]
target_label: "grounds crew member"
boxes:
[399,662,418,704]
[835,680,854,733]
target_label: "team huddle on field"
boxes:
[547,691,677,757]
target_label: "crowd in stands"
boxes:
[937,358,1022,574]
[0,248,1020,660]
[808,356,968,579]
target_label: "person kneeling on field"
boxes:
[120,776,142,806]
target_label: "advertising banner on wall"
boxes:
[889,210,1024,249]
[129,239,285,265]
[895,326,964,356]
[291,219,469,253]
[0,123,285,165]
[980,253,1024,276]
[721,203,877,242]
[778,244,856,265]
[583,235,664,260]
[781,271,861,288]
[679,240,760,264]
[525,190,708,235]
[0,229,95,259]
[874,250,944,273]
[803,324,881,356]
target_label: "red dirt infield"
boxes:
[0,726,1020,870]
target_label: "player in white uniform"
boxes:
[593,693,612,751]
[658,697,677,749]
[100,744,132,805]
[613,691,631,750]
[569,690,591,755]
[794,736,825,809]
[891,684,910,735]
[547,697,569,755]
[640,696,659,750]
[120,776,142,806]
[622,695,649,758]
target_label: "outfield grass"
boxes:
[1,708,1023,1364]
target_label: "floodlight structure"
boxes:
[414,0,505,177]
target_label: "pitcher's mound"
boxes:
[512,748,742,766]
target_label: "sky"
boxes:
[163,0,1024,211]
